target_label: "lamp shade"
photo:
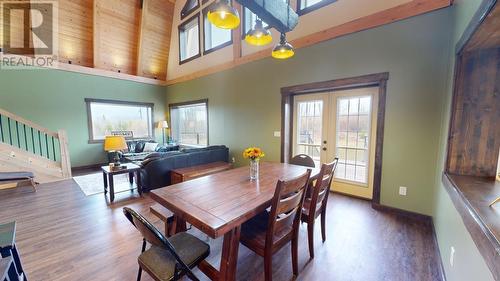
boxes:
[245,19,272,46]
[207,0,240,30]
[272,33,295,59]
[157,120,169,129]
[104,136,127,151]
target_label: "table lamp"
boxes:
[157,121,169,144]
[104,136,127,167]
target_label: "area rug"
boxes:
[74,172,136,196]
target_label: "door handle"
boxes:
[322,147,327,151]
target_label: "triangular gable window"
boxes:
[181,0,199,19]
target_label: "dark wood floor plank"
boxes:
[0,178,441,281]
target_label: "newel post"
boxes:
[58,129,72,178]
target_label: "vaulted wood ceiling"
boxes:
[1,0,174,81]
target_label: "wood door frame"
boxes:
[280,72,389,204]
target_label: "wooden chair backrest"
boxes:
[266,169,311,245]
[308,158,338,218]
[290,154,315,168]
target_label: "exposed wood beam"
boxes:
[165,0,452,85]
[233,2,243,59]
[136,0,148,75]
[92,0,99,68]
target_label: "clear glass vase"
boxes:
[250,159,259,180]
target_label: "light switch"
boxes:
[273,131,281,137]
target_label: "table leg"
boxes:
[136,171,142,195]
[109,175,115,202]
[103,171,108,194]
[219,226,241,281]
[128,172,134,185]
[172,216,187,234]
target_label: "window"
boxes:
[85,99,154,143]
[203,5,232,54]
[335,96,371,184]
[179,15,200,64]
[169,100,208,146]
[297,0,337,16]
[243,8,269,37]
[181,0,199,20]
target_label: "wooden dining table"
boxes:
[150,162,319,281]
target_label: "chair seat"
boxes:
[240,212,293,256]
[138,232,209,281]
[301,199,321,221]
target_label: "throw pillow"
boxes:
[143,142,159,152]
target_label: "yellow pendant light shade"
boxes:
[272,33,294,59]
[245,19,272,46]
[207,0,240,30]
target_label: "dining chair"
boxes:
[123,207,210,281]
[289,154,315,168]
[301,158,338,259]
[240,169,312,281]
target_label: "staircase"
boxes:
[0,108,72,184]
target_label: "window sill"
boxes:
[442,173,500,279]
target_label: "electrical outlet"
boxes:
[232,157,236,163]
[273,131,281,137]
[449,246,455,267]
[399,186,407,196]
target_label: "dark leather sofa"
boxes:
[139,145,229,192]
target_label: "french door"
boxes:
[292,87,379,199]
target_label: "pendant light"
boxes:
[245,19,272,46]
[272,33,294,59]
[207,0,240,30]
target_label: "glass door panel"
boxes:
[293,94,328,167]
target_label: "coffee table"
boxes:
[101,163,142,202]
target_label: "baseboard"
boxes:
[72,163,106,173]
[430,218,447,281]
[371,203,431,222]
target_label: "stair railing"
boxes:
[0,108,72,178]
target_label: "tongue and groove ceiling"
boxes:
[0,0,451,85]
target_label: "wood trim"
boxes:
[442,173,500,279]
[371,203,431,222]
[430,219,448,281]
[281,72,389,95]
[165,0,451,85]
[71,163,105,173]
[372,79,387,204]
[136,0,148,76]
[57,62,166,85]
[92,0,99,68]
[280,72,388,204]
[84,98,155,108]
[455,0,497,54]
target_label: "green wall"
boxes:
[166,9,452,216]
[432,0,495,280]
[0,70,166,167]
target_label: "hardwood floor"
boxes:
[0,179,442,281]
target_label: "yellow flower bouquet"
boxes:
[243,147,265,180]
[242,147,265,161]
